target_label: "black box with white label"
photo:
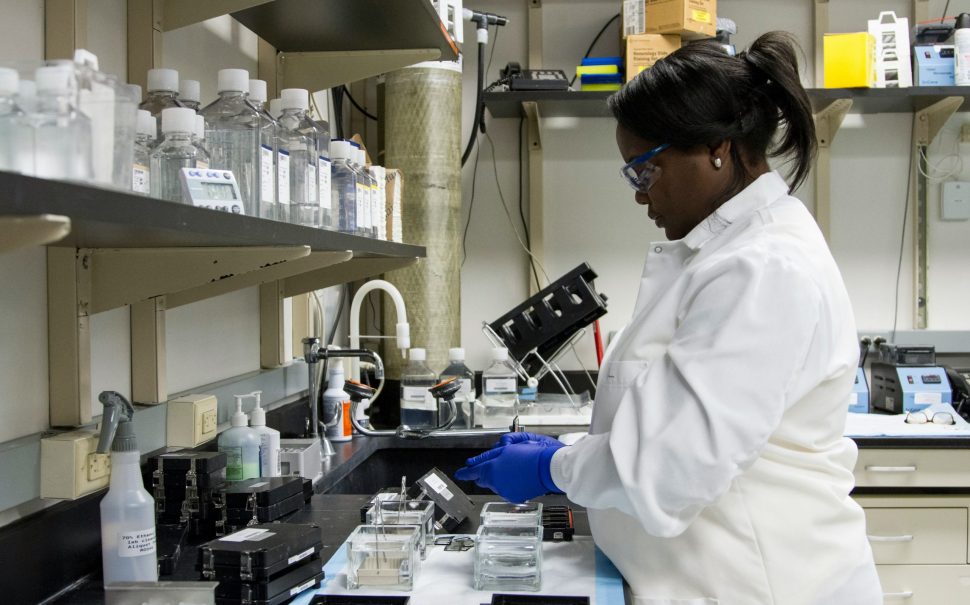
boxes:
[199,523,322,582]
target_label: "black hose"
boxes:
[461,40,486,166]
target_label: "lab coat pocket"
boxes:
[633,598,718,605]
[602,359,650,391]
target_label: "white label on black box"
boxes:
[290,578,316,596]
[248,481,269,489]
[288,546,314,565]
[118,528,156,557]
[220,527,274,542]
[424,474,448,494]
[439,487,453,501]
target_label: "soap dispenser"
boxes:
[97,391,157,586]
[248,391,281,477]
[219,395,261,481]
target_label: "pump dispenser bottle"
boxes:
[97,391,157,586]
[248,391,281,477]
[219,395,261,481]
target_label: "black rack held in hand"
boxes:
[487,263,607,378]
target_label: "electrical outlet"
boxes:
[168,394,219,447]
[41,429,112,499]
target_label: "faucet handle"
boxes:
[344,379,376,402]
[302,336,321,360]
[429,377,462,401]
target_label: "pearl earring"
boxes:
[713,157,722,169]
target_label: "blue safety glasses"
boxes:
[620,143,670,193]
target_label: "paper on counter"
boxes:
[844,403,970,437]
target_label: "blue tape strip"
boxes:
[595,545,626,604]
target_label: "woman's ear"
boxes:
[708,140,732,168]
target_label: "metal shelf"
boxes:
[484,91,613,118]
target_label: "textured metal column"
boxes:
[383,66,462,376]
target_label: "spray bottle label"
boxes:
[118,528,156,557]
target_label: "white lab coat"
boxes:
[550,172,882,605]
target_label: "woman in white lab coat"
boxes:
[456,32,883,604]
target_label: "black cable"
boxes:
[461,141,483,267]
[943,0,952,22]
[518,115,540,288]
[341,85,378,121]
[569,13,621,87]
[461,39,487,166]
[891,120,916,343]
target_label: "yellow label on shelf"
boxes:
[692,9,711,24]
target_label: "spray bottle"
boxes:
[248,391,281,477]
[97,391,157,585]
[219,395,261,481]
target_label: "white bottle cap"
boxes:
[217,68,250,93]
[231,396,249,427]
[125,83,142,103]
[281,88,309,111]
[0,68,18,96]
[268,98,282,119]
[195,115,206,140]
[410,348,426,362]
[492,347,509,361]
[161,107,196,134]
[34,65,72,94]
[179,79,200,103]
[449,347,465,361]
[248,79,267,103]
[249,391,265,426]
[136,109,156,139]
[147,68,179,93]
[330,140,351,161]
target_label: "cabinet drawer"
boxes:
[864,508,968,564]
[855,449,970,488]
[877,565,970,604]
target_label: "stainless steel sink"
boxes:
[322,446,492,495]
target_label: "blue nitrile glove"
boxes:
[454,441,565,503]
[497,431,561,448]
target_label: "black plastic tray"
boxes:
[214,570,323,605]
[215,556,322,600]
[199,523,322,581]
[225,476,305,507]
[226,491,304,525]
[150,451,227,474]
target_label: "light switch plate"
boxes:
[942,181,970,221]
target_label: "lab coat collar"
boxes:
[679,170,790,252]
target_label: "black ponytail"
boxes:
[608,31,817,193]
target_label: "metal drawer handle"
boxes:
[868,534,914,542]
[883,591,914,599]
[865,465,917,473]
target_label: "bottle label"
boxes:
[260,144,274,203]
[222,446,244,480]
[118,528,156,558]
[355,183,366,229]
[318,157,332,209]
[362,186,372,230]
[277,150,291,205]
[308,161,318,202]
[402,386,436,410]
[372,186,382,235]
[132,164,150,194]
[485,378,517,394]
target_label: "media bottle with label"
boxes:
[247,79,280,221]
[149,107,203,202]
[192,115,210,169]
[131,109,154,194]
[330,140,358,234]
[218,395,261,481]
[0,68,32,175]
[440,347,476,428]
[178,79,201,111]
[277,88,318,227]
[139,68,183,140]
[481,347,519,423]
[32,65,93,181]
[400,348,438,428]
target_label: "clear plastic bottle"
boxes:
[218,395,262,481]
[440,347,476,428]
[248,391,281,478]
[149,107,203,202]
[349,143,371,238]
[323,363,352,442]
[247,79,280,221]
[200,69,261,216]
[481,347,519,424]
[193,114,210,169]
[0,68,33,175]
[358,147,378,238]
[139,68,183,140]
[178,79,201,111]
[278,88,318,227]
[268,98,282,120]
[32,65,93,181]
[313,114,333,229]
[400,348,438,428]
[131,109,155,194]
[17,79,36,114]
[330,140,358,234]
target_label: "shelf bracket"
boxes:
[813,0,830,87]
[279,49,442,92]
[48,247,93,426]
[523,101,544,295]
[0,215,71,254]
[813,98,852,240]
[131,296,167,404]
[912,96,964,329]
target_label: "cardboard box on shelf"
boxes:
[913,45,955,86]
[625,34,681,81]
[622,0,647,37]
[644,0,716,40]
[823,32,875,88]
[868,11,912,88]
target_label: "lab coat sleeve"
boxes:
[549,252,823,537]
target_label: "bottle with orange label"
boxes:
[323,362,353,442]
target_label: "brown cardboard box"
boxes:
[645,0,716,39]
[625,34,681,81]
